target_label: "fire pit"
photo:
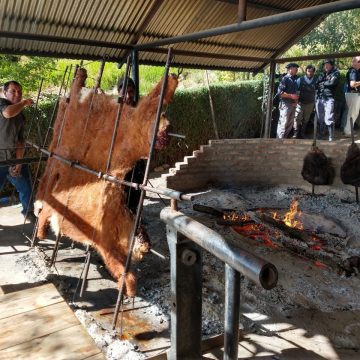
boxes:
[226,198,358,277]
[194,196,357,275]
[177,185,360,349]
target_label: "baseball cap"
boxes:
[285,63,299,69]
[323,59,335,66]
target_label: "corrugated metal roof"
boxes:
[0,0,357,72]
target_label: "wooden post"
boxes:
[263,61,276,138]
[131,49,140,104]
[238,0,247,22]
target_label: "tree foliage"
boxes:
[0,56,57,94]
[298,9,360,54]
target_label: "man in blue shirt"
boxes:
[277,63,299,138]
[344,56,360,136]
[293,64,317,138]
[316,59,339,141]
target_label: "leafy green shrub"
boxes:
[155,80,263,166]
[23,95,58,148]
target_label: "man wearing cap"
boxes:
[316,59,340,141]
[344,56,360,136]
[276,63,299,139]
[293,64,317,138]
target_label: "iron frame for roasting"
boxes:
[161,207,278,360]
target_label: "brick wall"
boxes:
[163,139,354,192]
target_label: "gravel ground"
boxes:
[2,175,360,357]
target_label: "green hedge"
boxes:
[20,73,349,169]
[155,80,263,166]
[23,95,58,148]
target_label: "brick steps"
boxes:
[164,138,353,192]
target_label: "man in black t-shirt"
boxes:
[344,56,360,136]
[118,78,145,213]
[0,81,34,220]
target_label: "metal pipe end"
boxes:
[259,263,278,290]
[180,193,195,201]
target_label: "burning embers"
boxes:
[194,200,360,277]
[272,198,303,230]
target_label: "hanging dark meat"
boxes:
[341,143,360,186]
[301,146,334,185]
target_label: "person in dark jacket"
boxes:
[118,77,146,213]
[293,64,317,138]
[277,63,299,138]
[117,77,136,107]
[315,59,340,141]
[344,56,360,136]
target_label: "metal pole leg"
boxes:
[224,264,241,360]
[167,226,202,360]
[79,244,92,297]
[49,233,61,267]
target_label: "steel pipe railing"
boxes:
[161,208,278,359]
[0,156,47,167]
[135,0,359,50]
[161,208,278,289]
[26,141,193,202]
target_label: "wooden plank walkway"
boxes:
[0,283,104,360]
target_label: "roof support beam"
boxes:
[0,31,132,50]
[142,33,275,53]
[135,0,360,50]
[238,0,247,22]
[149,47,267,62]
[131,0,164,45]
[139,60,256,72]
[278,51,360,63]
[118,0,164,65]
[270,16,325,61]
[254,15,325,73]
[0,48,124,62]
[216,0,288,13]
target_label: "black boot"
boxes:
[328,125,334,142]
[317,123,326,140]
[297,125,303,139]
[300,123,308,139]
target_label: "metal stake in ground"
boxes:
[312,114,317,196]
[42,65,81,259]
[49,60,104,271]
[25,66,69,247]
[205,70,219,140]
[25,78,44,145]
[77,55,133,300]
[112,47,174,330]
[350,117,359,203]
[350,118,358,202]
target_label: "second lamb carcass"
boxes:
[35,70,178,296]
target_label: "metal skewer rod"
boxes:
[112,47,174,330]
[26,140,193,201]
[77,55,132,299]
[349,116,359,204]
